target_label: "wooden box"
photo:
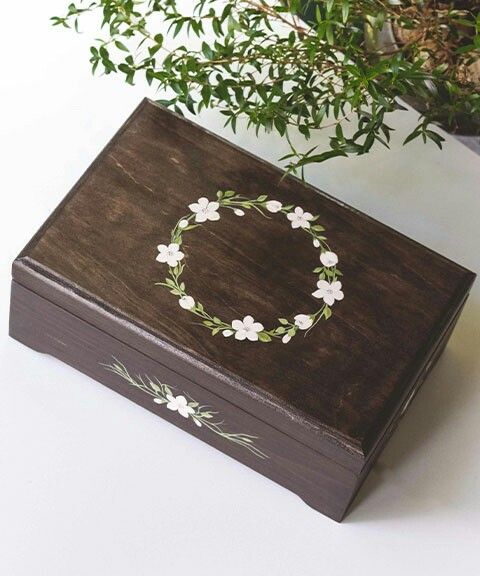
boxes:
[9,99,475,521]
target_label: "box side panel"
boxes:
[360,277,474,455]
[9,281,358,522]
[343,301,465,517]
[361,296,469,459]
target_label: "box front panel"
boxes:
[9,281,358,522]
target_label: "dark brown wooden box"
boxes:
[9,99,475,521]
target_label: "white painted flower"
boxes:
[312,280,344,306]
[234,208,245,216]
[282,334,291,344]
[188,197,220,223]
[294,314,313,330]
[231,315,264,341]
[266,200,283,213]
[179,295,195,310]
[313,239,320,248]
[178,219,189,229]
[287,206,314,229]
[223,330,234,337]
[156,243,184,267]
[165,394,195,418]
[320,251,338,268]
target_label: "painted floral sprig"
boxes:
[156,191,344,343]
[103,358,267,459]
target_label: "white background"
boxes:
[1,3,480,575]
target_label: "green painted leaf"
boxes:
[115,40,129,52]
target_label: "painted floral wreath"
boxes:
[155,191,344,343]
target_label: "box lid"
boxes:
[13,99,475,473]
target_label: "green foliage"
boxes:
[53,1,479,171]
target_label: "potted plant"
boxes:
[363,0,480,152]
[53,0,480,173]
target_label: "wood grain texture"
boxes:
[12,99,475,473]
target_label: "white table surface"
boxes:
[1,3,480,575]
